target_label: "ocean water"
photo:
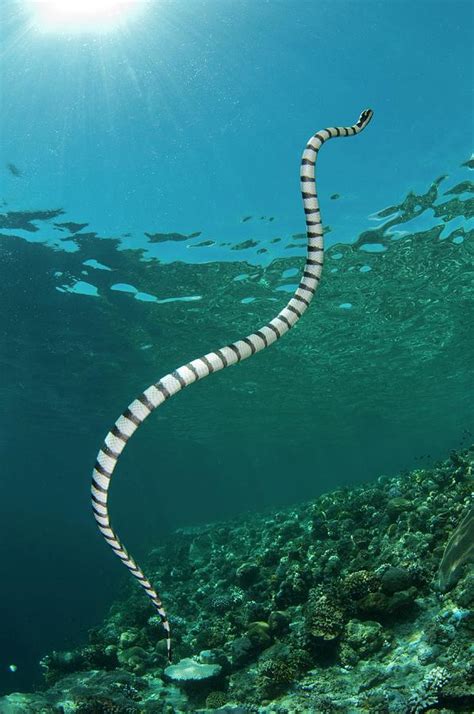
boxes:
[0,0,472,705]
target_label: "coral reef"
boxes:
[0,446,472,712]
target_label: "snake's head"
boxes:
[357,108,374,128]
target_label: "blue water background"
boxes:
[0,0,472,696]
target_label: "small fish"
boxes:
[241,215,252,222]
[6,163,22,177]
[330,193,340,200]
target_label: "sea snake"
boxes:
[91,109,374,663]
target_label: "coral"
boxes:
[40,645,117,684]
[198,648,229,669]
[440,664,474,710]
[209,594,235,613]
[256,656,297,699]
[2,445,472,713]
[117,646,153,675]
[227,636,255,668]
[342,570,380,600]
[236,562,260,586]
[407,666,450,713]
[75,697,138,714]
[163,657,222,687]
[194,616,233,650]
[339,619,386,666]
[310,694,346,712]
[118,629,140,648]
[268,610,291,637]
[246,621,272,650]
[286,647,313,676]
[188,533,213,568]
[380,566,412,594]
[305,591,345,641]
[386,497,412,521]
[357,691,389,713]
[356,586,419,618]
[456,571,474,607]
[205,690,228,709]
[310,511,330,540]
[227,667,259,705]
[274,560,310,607]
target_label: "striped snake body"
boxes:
[91,109,374,663]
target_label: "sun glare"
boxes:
[25,0,146,34]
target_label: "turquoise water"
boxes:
[0,0,472,700]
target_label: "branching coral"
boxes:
[407,666,450,713]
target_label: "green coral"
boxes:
[75,697,137,714]
[205,690,228,709]
[256,657,297,699]
[305,591,345,641]
[194,616,233,650]
[286,647,313,675]
[117,645,153,674]
[40,645,117,684]
[342,570,380,600]
[339,619,386,666]
[246,621,272,650]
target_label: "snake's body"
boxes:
[91,109,373,663]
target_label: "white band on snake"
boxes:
[91,108,374,663]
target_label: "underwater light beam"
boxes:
[24,0,145,34]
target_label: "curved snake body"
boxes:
[91,109,374,663]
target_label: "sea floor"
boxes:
[0,446,473,713]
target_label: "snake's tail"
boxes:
[91,109,373,663]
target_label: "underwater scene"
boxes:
[0,0,473,712]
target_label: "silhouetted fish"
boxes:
[6,163,22,177]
